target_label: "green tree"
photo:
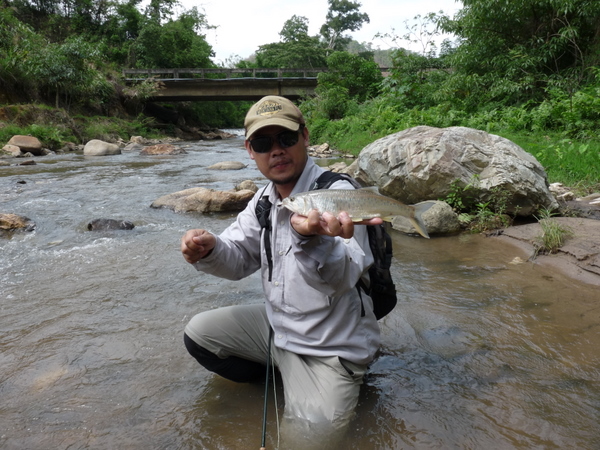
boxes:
[320,0,369,51]
[439,0,600,106]
[280,15,309,42]
[254,15,327,69]
[133,7,214,68]
[308,51,382,120]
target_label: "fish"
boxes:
[282,188,436,238]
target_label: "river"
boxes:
[1,132,599,449]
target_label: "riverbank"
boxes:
[494,199,600,287]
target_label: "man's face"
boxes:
[245,125,309,193]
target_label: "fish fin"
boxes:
[410,201,437,239]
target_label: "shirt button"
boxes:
[279,250,284,255]
[277,335,283,339]
[274,281,279,286]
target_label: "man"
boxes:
[180,95,381,429]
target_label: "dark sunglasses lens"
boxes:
[250,136,273,153]
[250,130,300,153]
[278,132,299,148]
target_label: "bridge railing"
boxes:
[122,68,329,80]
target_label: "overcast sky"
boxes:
[178,0,463,65]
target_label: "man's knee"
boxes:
[183,333,265,383]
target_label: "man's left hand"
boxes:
[290,210,382,239]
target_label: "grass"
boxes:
[532,209,574,257]
[493,131,600,194]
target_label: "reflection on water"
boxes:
[1,134,599,449]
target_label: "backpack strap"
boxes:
[255,185,273,281]
[310,171,360,190]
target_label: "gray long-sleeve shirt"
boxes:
[193,158,380,364]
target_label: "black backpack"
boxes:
[255,171,397,320]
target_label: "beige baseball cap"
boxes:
[244,96,305,138]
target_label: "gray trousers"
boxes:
[184,304,367,425]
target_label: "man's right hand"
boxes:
[181,229,216,264]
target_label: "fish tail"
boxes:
[410,200,436,239]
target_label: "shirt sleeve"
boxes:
[193,196,262,281]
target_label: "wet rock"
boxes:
[308,143,332,158]
[327,162,348,173]
[151,187,255,213]
[206,161,247,170]
[84,139,121,156]
[346,126,558,216]
[7,135,43,156]
[87,218,135,231]
[2,144,21,157]
[59,142,80,153]
[140,144,187,155]
[235,180,258,193]
[0,213,36,231]
[392,200,461,236]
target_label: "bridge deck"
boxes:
[122,67,389,101]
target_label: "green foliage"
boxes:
[319,52,382,101]
[255,36,327,69]
[533,209,574,256]
[439,0,600,107]
[175,101,252,129]
[441,177,514,233]
[133,7,214,68]
[254,15,327,69]
[0,123,75,150]
[320,0,370,51]
[303,51,382,121]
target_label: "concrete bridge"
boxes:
[123,67,390,101]
[122,68,324,101]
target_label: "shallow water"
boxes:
[1,132,599,449]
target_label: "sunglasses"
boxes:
[249,128,302,153]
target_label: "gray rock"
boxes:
[140,144,186,155]
[151,187,255,213]
[83,139,121,156]
[392,200,461,235]
[207,161,247,170]
[346,126,558,216]
[87,219,135,231]
[7,135,43,156]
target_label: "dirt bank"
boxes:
[493,200,600,287]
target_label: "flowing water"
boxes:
[1,133,599,449]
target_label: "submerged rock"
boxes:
[87,218,135,231]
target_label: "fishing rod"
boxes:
[260,327,274,450]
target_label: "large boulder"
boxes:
[7,135,43,156]
[151,187,255,213]
[83,139,121,156]
[346,126,558,216]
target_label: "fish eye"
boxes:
[289,196,295,201]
